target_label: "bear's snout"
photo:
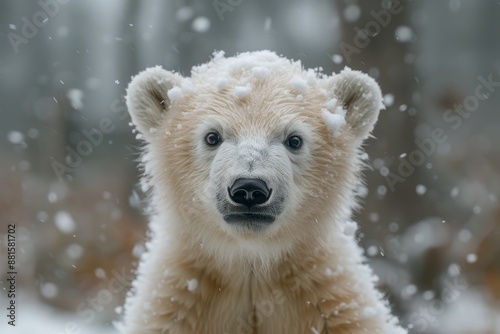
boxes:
[219,178,279,230]
[228,178,271,207]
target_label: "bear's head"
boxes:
[127,51,383,266]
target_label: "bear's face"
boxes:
[189,83,319,235]
[126,51,383,260]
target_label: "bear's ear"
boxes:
[330,68,383,140]
[126,66,183,140]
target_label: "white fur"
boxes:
[119,51,405,334]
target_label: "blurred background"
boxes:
[0,0,499,333]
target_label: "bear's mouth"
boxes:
[223,213,276,230]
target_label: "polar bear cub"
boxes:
[120,50,406,334]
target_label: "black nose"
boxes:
[228,178,271,206]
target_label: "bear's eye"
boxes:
[285,135,303,150]
[205,132,222,147]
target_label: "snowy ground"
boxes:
[7,298,117,334]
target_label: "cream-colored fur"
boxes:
[120,51,406,334]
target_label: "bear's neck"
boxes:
[153,209,348,288]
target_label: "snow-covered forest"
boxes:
[0,0,499,333]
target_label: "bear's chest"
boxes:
[168,271,326,334]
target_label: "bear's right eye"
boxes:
[285,135,303,151]
[205,132,222,147]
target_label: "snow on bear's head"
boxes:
[126,51,383,267]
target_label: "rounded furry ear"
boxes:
[331,68,384,140]
[126,66,183,139]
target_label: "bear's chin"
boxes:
[222,213,276,231]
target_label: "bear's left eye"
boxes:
[205,132,222,147]
[285,135,303,151]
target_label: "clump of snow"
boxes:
[369,212,379,222]
[458,229,472,242]
[325,266,344,277]
[167,87,183,101]
[356,183,369,198]
[192,17,210,33]
[95,268,106,279]
[379,167,389,177]
[7,130,24,144]
[187,278,198,292]
[341,66,353,73]
[416,184,427,195]
[331,54,343,64]
[377,185,387,197]
[344,221,358,236]
[362,307,377,318]
[216,77,229,90]
[321,109,346,137]
[252,66,271,78]
[367,245,378,257]
[335,105,347,117]
[290,75,308,91]
[395,25,413,43]
[37,211,49,222]
[306,68,323,85]
[40,282,58,299]
[192,51,307,93]
[188,50,371,120]
[212,50,225,62]
[402,284,418,298]
[450,186,460,198]
[67,88,84,109]
[181,79,194,94]
[383,93,394,107]
[344,4,361,22]
[48,191,58,203]
[422,290,435,300]
[234,85,251,98]
[132,243,145,258]
[466,253,477,263]
[66,243,84,259]
[54,211,76,234]
[326,98,338,110]
[362,92,373,101]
